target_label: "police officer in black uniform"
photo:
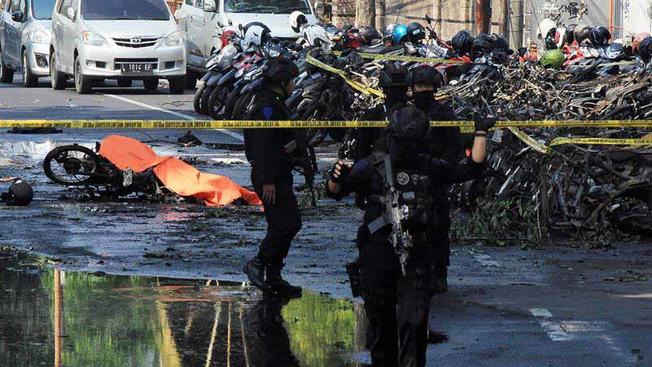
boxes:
[242,57,302,298]
[354,62,409,162]
[408,65,467,292]
[326,106,494,367]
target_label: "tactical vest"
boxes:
[366,151,432,235]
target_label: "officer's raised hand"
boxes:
[473,114,497,133]
[327,160,352,194]
[470,114,496,163]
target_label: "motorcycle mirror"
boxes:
[11,11,24,22]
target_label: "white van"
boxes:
[177,0,316,72]
[50,0,187,94]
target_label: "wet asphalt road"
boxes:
[1,77,652,366]
[0,75,216,123]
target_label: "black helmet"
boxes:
[263,57,299,83]
[639,36,652,63]
[589,26,611,47]
[407,65,443,90]
[564,24,576,45]
[473,33,495,53]
[493,34,509,51]
[406,22,426,44]
[388,106,430,142]
[1,179,33,206]
[604,42,625,60]
[451,30,474,55]
[359,26,381,46]
[545,32,558,50]
[573,24,591,44]
[378,62,407,88]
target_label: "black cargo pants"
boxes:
[359,232,433,367]
[252,168,302,266]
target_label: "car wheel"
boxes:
[22,50,38,87]
[143,78,159,92]
[168,77,185,95]
[0,50,14,83]
[74,58,92,94]
[117,79,132,88]
[50,53,66,90]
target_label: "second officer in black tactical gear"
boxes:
[242,57,302,298]
[354,62,409,162]
[326,106,495,367]
[408,65,467,293]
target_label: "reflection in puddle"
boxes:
[0,252,368,366]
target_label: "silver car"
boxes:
[50,0,187,94]
[0,0,55,87]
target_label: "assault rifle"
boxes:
[367,155,413,275]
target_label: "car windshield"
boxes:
[81,0,170,21]
[224,0,310,14]
[32,0,57,19]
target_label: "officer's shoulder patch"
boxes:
[262,107,274,121]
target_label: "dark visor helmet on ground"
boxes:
[1,179,33,206]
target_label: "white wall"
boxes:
[622,0,652,35]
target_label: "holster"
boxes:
[346,261,362,298]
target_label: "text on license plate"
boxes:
[121,63,154,73]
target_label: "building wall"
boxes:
[333,0,511,44]
[622,0,652,35]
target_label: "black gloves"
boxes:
[329,161,351,184]
[474,115,497,133]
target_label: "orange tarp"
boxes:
[98,135,261,206]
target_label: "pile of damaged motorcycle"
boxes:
[48,20,651,237]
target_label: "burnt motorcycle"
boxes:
[43,144,163,200]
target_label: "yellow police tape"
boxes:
[3,119,650,153]
[331,50,465,64]
[1,119,651,129]
[305,54,385,97]
[549,137,652,147]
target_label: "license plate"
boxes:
[120,63,153,74]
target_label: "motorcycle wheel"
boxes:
[222,86,242,120]
[208,87,227,120]
[193,83,206,114]
[43,145,101,186]
[199,85,215,115]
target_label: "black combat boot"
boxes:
[243,256,267,291]
[433,265,448,293]
[265,262,302,298]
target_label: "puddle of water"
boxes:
[0,252,368,367]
